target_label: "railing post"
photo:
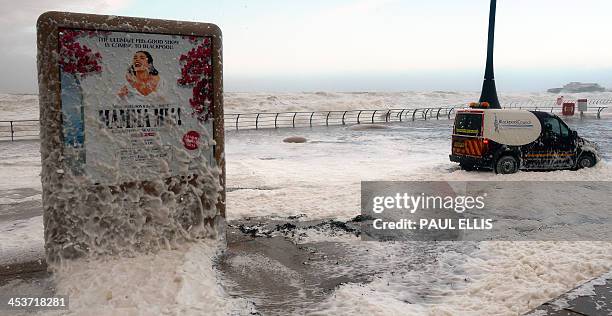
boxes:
[326,112,331,126]
[274,113,279,129]
[398,109,405,122]
[10,121,14,141]
[436,107,442,120]
[357,110,362,124]
[235,114,240,130]
[342,111,347,125]
[385,110,391,122]
[255,113,260,130]
[309,112,315,127]
[371,110,377,123]
[292,112,297,128]
[412,109,417,121]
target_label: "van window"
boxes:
[454,113,482,136]
[542,117,561,138]
[559,121,570,138]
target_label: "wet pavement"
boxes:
[0,188,42,223]
[215,216,483,314]
[528,272,612,316]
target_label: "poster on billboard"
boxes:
[59,29,215,184]
[37,12,225,261]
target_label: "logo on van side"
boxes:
[494,114,534,133]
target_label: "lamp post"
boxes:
[479,0,501,109]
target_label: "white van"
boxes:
[450,108,600,174]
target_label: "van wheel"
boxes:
[577,154,596,169]
[496,156,519,174]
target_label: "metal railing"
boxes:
[225,106,460,130]
[1,99,609,140]
[0,120,40,141]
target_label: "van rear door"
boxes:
[452,112,486,157]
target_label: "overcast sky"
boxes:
[1,0,611,93]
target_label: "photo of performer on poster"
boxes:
[117,50,168,103]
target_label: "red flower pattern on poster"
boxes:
[59,29,103,76]
[178,37,213,122]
